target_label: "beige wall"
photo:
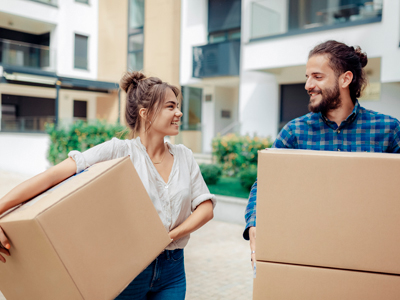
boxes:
[96,91,119,124]
[144,0,181,87]
[97,0,128,124]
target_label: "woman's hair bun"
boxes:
[354,46,368,68]
[120,71,147,93]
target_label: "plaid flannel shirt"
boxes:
[243,101,400,240]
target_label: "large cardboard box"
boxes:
[256,149,400,274]
[253,261,400,300]
[0,156,171,300]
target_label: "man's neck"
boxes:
[325,98,355,127]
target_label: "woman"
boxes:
[0,72,216,299]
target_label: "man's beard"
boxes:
[308,83,341,114]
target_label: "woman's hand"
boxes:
[0,226,10,263]
[0,157,77,263]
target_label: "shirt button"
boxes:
[165,185,168,189]
[337,130,341,133]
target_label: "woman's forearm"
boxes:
[168,200,214,241]
[0,158,77,215]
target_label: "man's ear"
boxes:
[341,71,353,88]
[139,108,147,120]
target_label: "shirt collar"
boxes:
[319,100,360,126]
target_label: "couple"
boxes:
[244,40,400,267]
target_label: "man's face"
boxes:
[305,54,341,114]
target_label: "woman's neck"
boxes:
[139,131,166,158]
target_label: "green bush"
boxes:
[199,164,222,185]
[212,133,272,176]
[238,165,258,191]
[46,120,129,165]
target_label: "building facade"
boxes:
[180,0,400,153]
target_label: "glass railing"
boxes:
[1,116,54,133]
[0,38,55,71]
[28,0,58,6]
[250,0,383,40]
[193,39,240,78]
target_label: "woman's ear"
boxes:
[341,71,353,88]
[139,108,147,120]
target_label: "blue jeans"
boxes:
[115,249,186,300]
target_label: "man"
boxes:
[244,40,400,267]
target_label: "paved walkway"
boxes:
[0,172,253,300]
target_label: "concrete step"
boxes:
[213,194,248,226]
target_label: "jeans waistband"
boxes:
[159,248,183,260]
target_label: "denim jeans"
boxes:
[115,249,186,300]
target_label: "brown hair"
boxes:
[309,40,368,103]
[120,71,181,138]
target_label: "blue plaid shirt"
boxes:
[243,101,400,240]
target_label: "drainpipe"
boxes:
[118,88,121,124]
[55,80,61,128]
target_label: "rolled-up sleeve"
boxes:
[186,150,216,212]
[68,138,129,173]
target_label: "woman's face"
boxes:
[150,88,183,137]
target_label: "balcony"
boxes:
[0,38,55,72]
[1,116,54,133]
[193,39,240,78]
[28,0,58,7]
[250,0,383,41]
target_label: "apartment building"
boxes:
[180,0,400,153]
[0,0,182,175]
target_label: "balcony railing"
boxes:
[28,0,58,6]
[193,39,240,78]
[250,0,383,40]
[1,116,54,133]
[0,38,55,71]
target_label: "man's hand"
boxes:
[0,226,10,263]
[249,226,256,269]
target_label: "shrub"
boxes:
[199,164,222,185]
[46,120,129,165]
[212,133,272,176]
[238,165,258,191]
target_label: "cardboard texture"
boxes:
[256,149,400,274]
[0,156,172,300]
[253,261,400,300]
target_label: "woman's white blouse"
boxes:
[68,137,216,250]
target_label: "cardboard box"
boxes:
[257,149,400,274]
[253,261,400,300]
[0,157,171,300]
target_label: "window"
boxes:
[208,0,241,44]
[128,0,144,71]
[73,100,87,121]
[74,34,88,70]
[75,0,89,4]
[181,87,202,130]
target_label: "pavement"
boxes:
[0,171,253,300]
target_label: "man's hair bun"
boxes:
[120,71,147,93]
[354,46,368,68]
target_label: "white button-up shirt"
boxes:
[68,137,216,250]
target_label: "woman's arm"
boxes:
[168,200,213,241]
[0,157,76,262]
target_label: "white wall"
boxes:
[202,86,215,153]
[239,71,279,138]
[214,86,239,134]
[0,133,50,176]
[179,0,208,86]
